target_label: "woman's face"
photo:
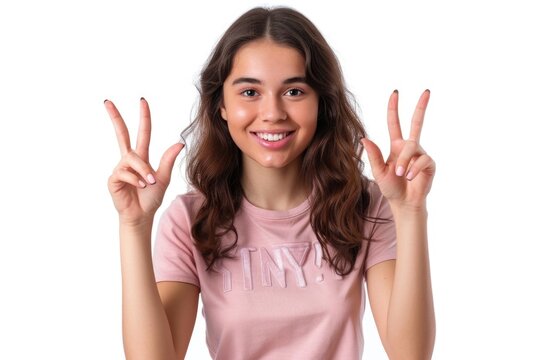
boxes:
[220,39,319,172]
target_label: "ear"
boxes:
[220,105,228,121]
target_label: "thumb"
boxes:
[156,142,184,184]
[361,138,386,179]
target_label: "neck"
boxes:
[241,157,310,211]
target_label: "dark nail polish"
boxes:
[393,89,398,94]
[140,97,145,101]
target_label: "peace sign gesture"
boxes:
[361,90,436,210]
[105,98,184,225]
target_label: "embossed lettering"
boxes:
[214,261,232,292]
[260,247,286,288]
[278,243,310,287]
[240,247,257,290]
[313,241,323,268]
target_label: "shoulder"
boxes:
[160,190,206,226]
[171,190,205,211]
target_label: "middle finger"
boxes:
[408,89,430,142]
[135,97,151,162]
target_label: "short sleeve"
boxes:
[364,183,397,271]
[152,196,200,287]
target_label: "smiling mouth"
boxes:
[253,131,294,142]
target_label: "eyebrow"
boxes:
[231,76,308,85]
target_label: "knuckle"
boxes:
[113,166,124,176]
[110,168,119,178]
[420,154,432,164]
[113,161,123,170]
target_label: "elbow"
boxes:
[386,322,436,360]
[387,344,435,360]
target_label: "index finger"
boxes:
[409,89,430,142]
[387,90,403,141]
[104,100,131,155]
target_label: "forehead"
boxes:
[228,39,306,81]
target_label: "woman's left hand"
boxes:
[361,90,436,210]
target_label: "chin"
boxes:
[257,161,290,169]
[244,154,290,169]
[257,155,301,170]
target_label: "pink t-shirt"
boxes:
[152,182,396,359]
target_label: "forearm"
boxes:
[119,220,177,360]
[386,204,435,360]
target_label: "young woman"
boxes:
[106,6,436,360]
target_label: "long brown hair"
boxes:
[183,6,380,277]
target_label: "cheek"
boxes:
[225,100,252,123]
[222,91,250,122]
[294,103,318,130]
[231,107,249,120]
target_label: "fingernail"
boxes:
[396,166,405,176]
[140,97,145,101]
[138,180,146,188]
[425,89,430,93]
[146,173,156,184]
[406,171,413,180]
[104,99,108,104]
[393,89,398,94]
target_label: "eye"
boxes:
[241,89,258,97]
[285,88,304,96]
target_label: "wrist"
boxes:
[389,200,428,217]
[119,215,155,230]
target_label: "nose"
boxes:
[260,94,287,122]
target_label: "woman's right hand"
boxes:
[105,98,184,226]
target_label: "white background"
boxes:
[1,0,538,359]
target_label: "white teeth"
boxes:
[256,132,289,142]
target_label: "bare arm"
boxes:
[367,206,435,359]
[386,206,434,358]
[120,220,178,360]
[157,281,200,359]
